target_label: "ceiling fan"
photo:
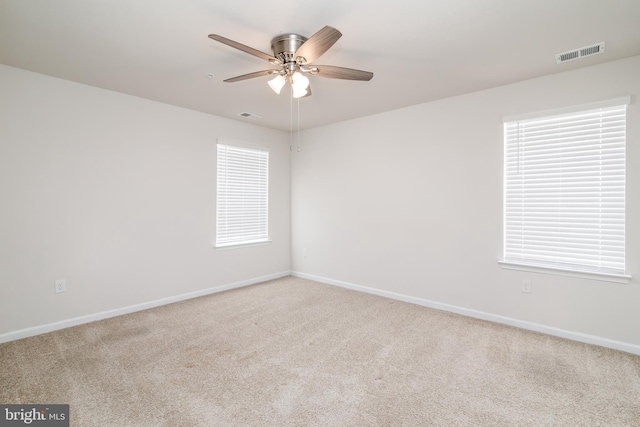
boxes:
[208,26,373,98]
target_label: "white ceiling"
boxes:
[1,0,639,131]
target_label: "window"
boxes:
[500,97,630,283]
[216,141,269,248]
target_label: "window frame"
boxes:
[499,97,631,284]
[215,140,270,249]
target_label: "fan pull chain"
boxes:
[289,85,293,152]
[297,97,301,152]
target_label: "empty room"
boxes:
[1,0,639,425]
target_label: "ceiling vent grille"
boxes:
[556,42,605,64]
[238,112,262,119]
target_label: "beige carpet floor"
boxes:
[1,276,639,426]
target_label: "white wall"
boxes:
[3,55,639,350]
[291,55,640,348]
[0,64,290,335]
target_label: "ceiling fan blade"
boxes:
[294,26,342,64]
[223,70,279,82]
[208,34,278,62]
[310,65,373,81]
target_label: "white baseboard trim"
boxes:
[291,271,640,356]
[0,271,291,344]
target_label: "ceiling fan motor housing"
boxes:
[271,34,308,65]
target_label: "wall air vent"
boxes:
[556,42,605,64]
[238,112,262,119]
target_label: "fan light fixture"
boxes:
[267,75,286,94]
[291,72,310,98]
[267,72,309,98]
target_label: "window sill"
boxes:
[498,260,631,284]
[214,240,272,250]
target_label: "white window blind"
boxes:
[216,143,269,247]
[503,99,628,277]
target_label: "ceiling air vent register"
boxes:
[238,112,262,119]
[556,42,605,64]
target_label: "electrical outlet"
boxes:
[521,279,532,294]
[55,279,67,293]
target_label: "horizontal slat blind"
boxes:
[216,143,269,247]
[504,103,626,274]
